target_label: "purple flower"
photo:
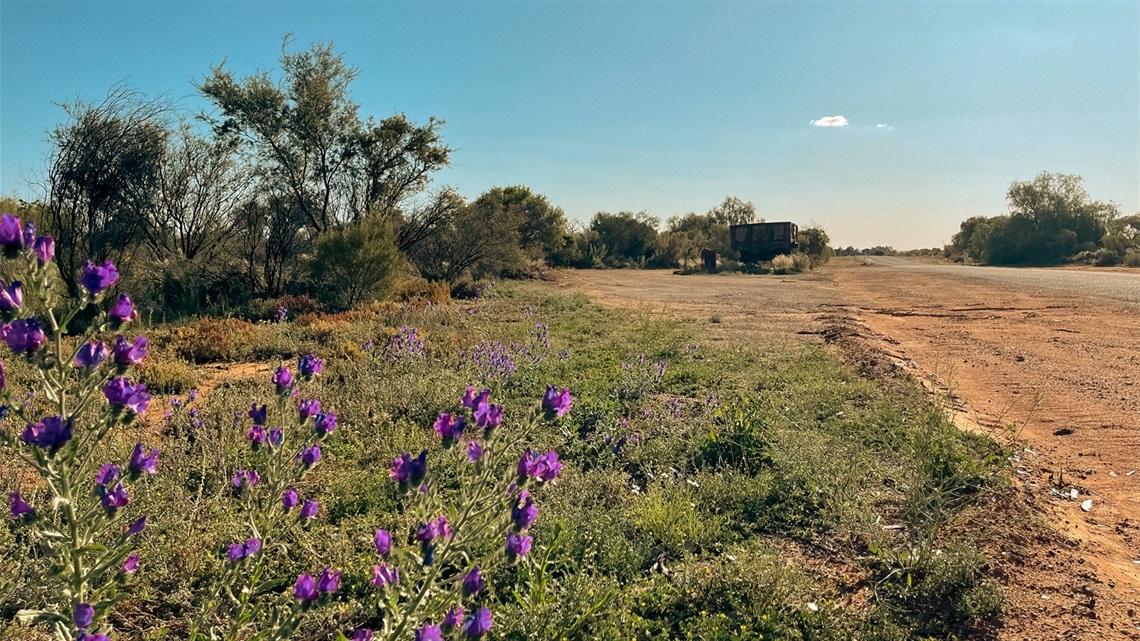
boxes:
[505,532,532,560]
[33,236,54,264]
[462,607,493,638]
[512,491,538,530]
[248,424,266,446]
[226,542,245,562]
[466,440,484,463]
[244,538,262,557]
[517,449,562,483]
[75,341,109,369]
[443,606,464,631]
[20,415,72,451]
[0,215,23,253]
[79,633,110,641]
[473,402,503,431]
[248,403,268,425]
[542,385,572,418]
[103,378,151,414]
[128,443,159,477]
[9,492,34,519]
[0,280,23,311]
[74,603,94,629]
[268,427,283,447]
[299,443,321,466]
[372,563,399,587]
[108,294,135,324]
[293,573,318,601]
[232,469,260,488]
[390,450,427,485]
[463,566,484,596]
[314,412,337,436]
[461,386,491,410]
[80,260,119,295]
[298,398,321,420]
[0,361,4,389]
[272,365,293,391]
[282,488,299,510]
[123,554,140,574]
[317,567,340,593]
[300,500,319,519]
[22,221,34,246]
[416,521,438,543]
[99,482,130,510]
[111,334,147,367]
[3,317,46,354]
[298,354,323,377]
[415,625,443,641]
[95,463,121,486]
[433,413,464,444]
[352,631,374,641]
[374,529,391,556]
[126,516,147,535]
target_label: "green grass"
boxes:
[1,283,1010,640]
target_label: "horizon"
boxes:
[2,1,1137,249]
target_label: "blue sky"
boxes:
[2,1,1137,248]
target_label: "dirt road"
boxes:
[554,259,1140,639]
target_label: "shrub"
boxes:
[172,317,257,363]
[1124,250,1140,267]
[308,214,401,311]
[136,356,199,393]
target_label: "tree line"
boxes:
[4,38,833,315]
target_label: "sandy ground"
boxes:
[552,259,1140,640]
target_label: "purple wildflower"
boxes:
[466,440,484,463]
[372,563,399,587]
[298,398,321,420]
[95,463,121,486]
[272,365,293,391]
[390,450,428,485]
[461,386,491,410]
[79,633,110,641]
[313,412,337,436]
[282,488,299,510]
[374,529,391,556]
[512,491,538,530]
[473,402,503,431]
[517,449,562,483]
[415,625,443,641]
[9,492,34,519]
[293,574,318,601]
[22,221,34,246]
[75,341,109,369]
[74,603,94,629]
[505,532,532,560]
[108,294,135,324]
[0,281,23,311]
[80,260,119,295]
[128,443,159,477]
[103,378,152,414]
[298,354,323,377]
[99,482,130,510]
[33,236,54,263]
[0,215,22,253]
[352,631,374,641]
[443,606,464,631]
[248,424,266,446]
[300,500,319,519]
[232,469,260,488]
[123,554,140,574]
[20,415,72,451]
[248,403,268,425]
[542,385,573,418]
[126,516,147,535]
[111,335,147,367]
[433,413,465,445]
[463,566,485,596]
[317,567,340,593]
[3,317,46,354]
[226,542,245,562]
[462,607,493,638]
[299,443,321,467]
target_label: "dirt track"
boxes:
[554,259,1140,639]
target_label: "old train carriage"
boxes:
[729,222,799,262]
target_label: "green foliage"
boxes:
[589,211,660,266]
[136,356,200,394]
[796,226,834,264]
[309,215,401,310]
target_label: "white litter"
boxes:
[807,602,819,612]
[1081,499,1093,512]
[1070,488,1079,500]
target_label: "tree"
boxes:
[200,37,450,233]
[407,193,526,284]
[309,214,401,309]
[995,172,1118,264]
[589,211,659,266]
[708,196,758,226]
[471,186,568,263]
[42,86,170,294]
[796,226,833,264]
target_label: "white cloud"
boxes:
[810,115,848,127]
[875,123,893,130]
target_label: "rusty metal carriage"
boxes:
[729,222,799,262]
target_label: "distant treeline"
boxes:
[4,38,835,317]
[946,172,1139,267]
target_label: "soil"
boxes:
[553,259,1140,639]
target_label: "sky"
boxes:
[1,1,1137,249]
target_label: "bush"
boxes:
[136,356,199,393]
[1124,250,1140,267]
[308,214,401,311]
